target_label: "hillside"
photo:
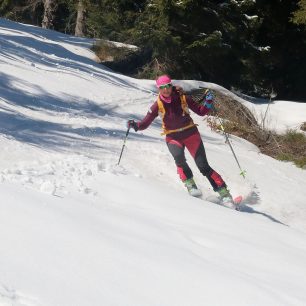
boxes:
[1,18,306,306]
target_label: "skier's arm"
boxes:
[187,96,210,116]
[137,102,159,131]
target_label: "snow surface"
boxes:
[1,18,306,306]
[231,92,306,133]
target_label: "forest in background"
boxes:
[1,0,306,100]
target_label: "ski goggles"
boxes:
[159,83,172,89]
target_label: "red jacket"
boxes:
[137,91,210,140]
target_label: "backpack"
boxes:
[157,94,196,135]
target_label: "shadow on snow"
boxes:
[0,72,159,153]
[240,190,288,227]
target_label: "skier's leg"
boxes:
[184,133,236,207]
[183,132,227,191]
[166,138,201,196]
[166,139,193,180]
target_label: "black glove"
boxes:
[127,119,139,131]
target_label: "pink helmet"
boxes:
[156,75,172,88]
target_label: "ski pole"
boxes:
[183,86,246,178]
[262,87,277,130]
[212,106,246,178]
[117,126,131,166]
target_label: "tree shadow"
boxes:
[0,19,170,153]
[0,20,146,93]
[0,72,159,154]
[0,70,156,120]
[0,17,97,50]
[0,71,118,118]
[0,104,158,153]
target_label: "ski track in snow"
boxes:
[0,155,119,197]
[0,284,42,306]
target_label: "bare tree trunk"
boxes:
[42,0,57,29]
[75,0,86,37]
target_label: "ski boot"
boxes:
[184,178,202,197]
[217,187,236,209]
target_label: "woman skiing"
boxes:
[127,75,235,208]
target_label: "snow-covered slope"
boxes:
[235,94,306,133]
[1,18,306,306]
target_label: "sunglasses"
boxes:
[159,83,172,89]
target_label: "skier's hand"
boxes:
[127,119,139,132]
[203,89,214,109]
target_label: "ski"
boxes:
[204,194,243,211]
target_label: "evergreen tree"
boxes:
[86,0,146,39]
[1,0,305,99]
[0,0,13,16]
[292,0,306,24]
[178,0,261,88]
[131,0,181,76]
[0,0,42,24]
[253,0,306,99]
[130,0,261,87]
